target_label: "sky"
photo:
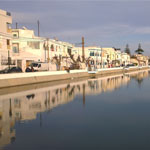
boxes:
[1,0,150,55]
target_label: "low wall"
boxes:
[0,66,149,89]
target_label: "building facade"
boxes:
[121,53,130,66]
[12,28,46,72]
[0,9,12,70]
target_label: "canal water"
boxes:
[0,70,150,150]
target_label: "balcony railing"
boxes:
[1,59,15,65]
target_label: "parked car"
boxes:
[0,67,22,74]
[26,62,49,72]
[125,64,135,67]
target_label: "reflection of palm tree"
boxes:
[136,78,143,88]
[132,74,144,88]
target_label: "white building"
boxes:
[12,28,46,72]
[72,46,109,68]
[121,52,130,66]
[12,28,75,71]
[47,39,74,60]
[0,9,12,70]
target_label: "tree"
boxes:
[135,43,144,54]
[124,44,131,55]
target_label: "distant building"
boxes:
[131,54,149,66]
[102,48,116,67]
[47,39,74,60]
[114,48,122,67]
[0,9,12,70]
[121,52,130,66]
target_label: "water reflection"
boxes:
[0,70,149,149]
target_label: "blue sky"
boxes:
[1,0,150,55]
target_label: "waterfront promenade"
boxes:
[0,66,149,89]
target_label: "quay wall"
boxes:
[0,66,149,89]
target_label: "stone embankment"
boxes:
[0,66,149,89]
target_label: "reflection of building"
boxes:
[0,99,15,149]
[85,75,130,94]
[0,71,149,148]
[130,71,149,84]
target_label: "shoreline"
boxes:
[0,66,149,89]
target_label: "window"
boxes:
[6,23,11,33]
[13,34,17,38]
[12,31,19,38]
[7,39,10,45]
[90,52,94,56]
[51,44,54,51]
[13,43,19,53]
[27,41,40,49]
[95,52,99,56]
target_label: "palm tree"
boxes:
[135,43,144,54]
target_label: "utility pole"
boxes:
[16,22,18,29]
[82,37,85,62]
[83,84,85,107]
[37,20,40,37]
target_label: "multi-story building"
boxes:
[114,48,122,66]
[131,54,149,66]
[0,9,12,70]
[12,28,46,71]
[102,48,116,67]
[47,39,74,60]
[72,47,124,68]
[121,52,130,66]
[12,28,75,71]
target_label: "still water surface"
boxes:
[0,70,150,150]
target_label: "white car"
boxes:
[26,62,49,72]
